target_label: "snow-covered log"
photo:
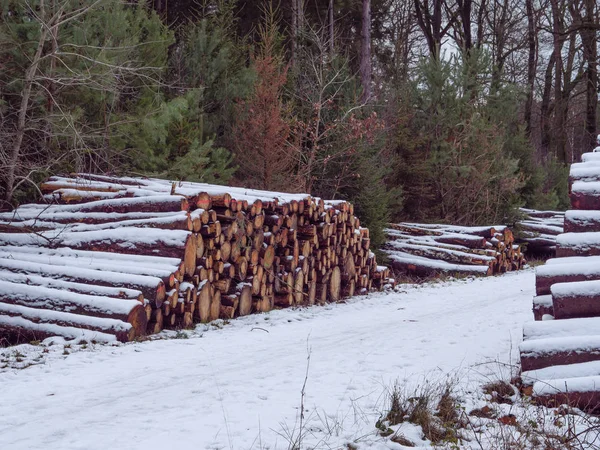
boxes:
[523,317,600,341]
[581,152,600,163]
[532,376,600,412]
[384,241,496,266]
[389,223,500,239]
[0,302,136,342]
[551,280,600,319]
[0,250,180,287]
[32,194,189,214]
[388,254,492,277]
[0,258,166,306]
[556,232,600,257]
[0,228,197,277]
[535,260,600,296]
[520,334,600,371]
[532,295,553,320]
[384,222,523,278]
[515,208,564,256]
[0,280,147,338]
[564,210,600,233]
[0,315,119,344]
[0,271,144,302]
[570,180,600,210]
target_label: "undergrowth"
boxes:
[378,375,600,450]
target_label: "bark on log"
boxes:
[556,233,600,258]
[551,281,600,319]
[564,211,600,233]
[384,242,496,266]
[0,257,165,306]
[536,264,600,295]
[0,280,147,337]
[0,249,180,287]
[0,302,137,342]
[520,337,600,371]
[0,315,124,344]
[47,194,189,214]
[0,228,197,276]
[0,271,144,303]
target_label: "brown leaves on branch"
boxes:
[232,54,297,192]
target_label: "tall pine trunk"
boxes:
[291,0,297,68]
[582,0,598,151]
[360,0,372,103]
[524,0,536,136]
[550,0,566,163]
[328,0,334,57]
[540,53,555,157]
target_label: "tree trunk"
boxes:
[582,0,598,152]
[328,0,334,57]
[290,0,305,69]
[4,13,48,207]
[540,53,555,156]
[524,0,536,136]
[360,0,372,103]
[550,0,571,164]
[0,257,166,306]
[291,0,297,68]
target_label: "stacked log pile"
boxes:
[383,223,525,278]
[515,208,564,256]
[0,174,393,344]
[520,149,600,413]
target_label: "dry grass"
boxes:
[482,380,515,405]
[378,375,600,450]
[379,379,464,446]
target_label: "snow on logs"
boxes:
[535,258,600,297]
[0,174,393,344]
[383,223,524,278]
[564,210,600,233]
[519,152,600,412]
[515,208,564,256]
[556,232,600,257]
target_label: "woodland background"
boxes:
[0,0,598,249]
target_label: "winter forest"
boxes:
[1,0,598,250]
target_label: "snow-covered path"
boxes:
[0,270,535,450]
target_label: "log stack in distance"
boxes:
[383,222,526,278]
[0,174,394,344]
[515,208,564,257]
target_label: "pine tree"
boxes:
[0,0,174,207]
[231,5,296,191]
[394,53,527,225]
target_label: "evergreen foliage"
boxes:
[230,4,296,191]
[0,0,583,249]
[177,12,255,148]
[114,90,235,184]
[394,53,532,226]
[0,0,174,205]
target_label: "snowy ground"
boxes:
[1,269,595,449]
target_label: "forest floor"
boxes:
[1,269,599,450]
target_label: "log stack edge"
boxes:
[0,174,394,344]
[519,150,600,413]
